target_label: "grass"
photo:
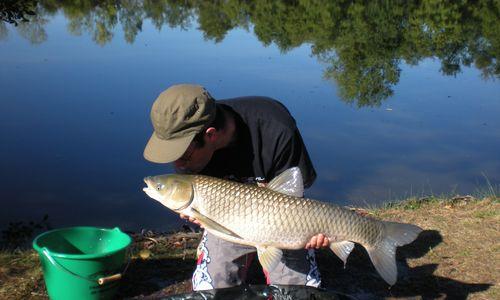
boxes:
[368,196,499,299]
[377,174,499,213]
[1,195,498,299]
[0,250,45,299]
[473,210,497,219]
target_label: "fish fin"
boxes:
[189,208,242,239]
[267,167,304,197]
[329,241,355,267]
[367,222,422,285]
[256,246,283,272]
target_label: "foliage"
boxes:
[1,0,498,106]
[0,0,37,26]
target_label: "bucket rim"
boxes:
[32,226,132,260]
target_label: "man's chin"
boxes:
[174,166,196,174]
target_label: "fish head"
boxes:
[143,174,194,211]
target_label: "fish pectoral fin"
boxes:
[189,208,242,239]
[267,167,304,197]
[256,246,283,272]
[329,241,355,267]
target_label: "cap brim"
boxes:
[143,132,195,163]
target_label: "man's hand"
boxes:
[179,213,203,227]
[305,233,329,249]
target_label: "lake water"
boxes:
[1,2,499,232]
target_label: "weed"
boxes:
[382,196,441,210]
[1,215,51,249]
[473,210,497,219]
[474,173,500,200]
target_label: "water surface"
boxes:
[1,1,499,231]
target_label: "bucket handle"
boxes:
[42,247,131,285]
[97,273,122,285]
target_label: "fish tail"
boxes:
[366,221,422,285]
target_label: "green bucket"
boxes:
[33,226,132,300]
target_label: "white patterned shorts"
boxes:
[192,231,321,291]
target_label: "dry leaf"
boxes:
[139,249,151,259]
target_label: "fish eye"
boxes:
[156,183,164,191]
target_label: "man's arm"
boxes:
[271,128,316,188]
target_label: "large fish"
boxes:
[143,167,422,285]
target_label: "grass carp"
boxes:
[143,167,422,285]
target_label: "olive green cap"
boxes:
[144,84,216,163]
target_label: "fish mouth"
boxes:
[142,179,151,193]
[142,177,162,202]
[143,177,150,191]
[143,176,156,191]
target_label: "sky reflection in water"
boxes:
[0,2,499,231]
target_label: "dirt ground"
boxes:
[1,197,498,299]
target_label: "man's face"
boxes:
[173,141,214,174]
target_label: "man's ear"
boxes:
[205,127,217,142]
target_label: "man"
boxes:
[144,84,329,291]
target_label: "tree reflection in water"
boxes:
[1,0,498,106]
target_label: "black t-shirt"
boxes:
[200,96,316,188]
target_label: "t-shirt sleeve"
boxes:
[270,127,317,188]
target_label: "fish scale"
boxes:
[192,175,383,248]
[143,167,422,285]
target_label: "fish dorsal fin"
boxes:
[267,167,304,197]
[329,241,355,267]
[256,246,283,272]
[190,208,242,239]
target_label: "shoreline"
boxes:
[1,195,498,299]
